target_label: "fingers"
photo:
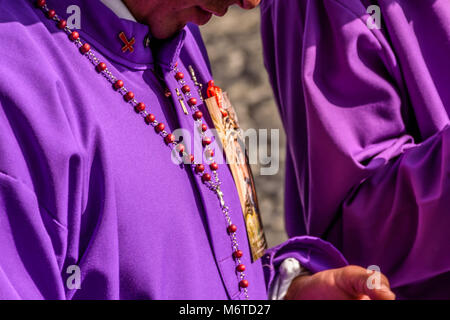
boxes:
[368,284,396,300]
[365,268,396,300]
[338,265,396,300]
[365,279,396,300]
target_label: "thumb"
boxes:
[368,283,396,300]
[359,268,396,300]
[340,266,396,300]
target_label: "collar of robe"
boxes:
[45,0,188,70]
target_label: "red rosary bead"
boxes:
[114,80,124,90]
[69,31,79,41]
[227,224,237,233]
[135,102,146,113]
[145,113,155,124]
[188,97,197,106]
[201,124,208,132]
[236,264,246,272]
[221,109,228,118]
[35,0,46,7]
[201,173,211,182]
[96,62,107,72]
[210,162,219,171]
[202,137,212,146]
[80,43,91,54]
[47,9,56,19]
[124,91,134,102]
[239,280,249,288]
[165,134,175,144]
[193,111,203,120]
[155,123,165,133]
[58,19,67,29]
[175,72,184,80]
[233,250,244,259]
[195,164,205,173]
[181,85,190,94]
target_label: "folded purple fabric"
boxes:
[261,0,450,299]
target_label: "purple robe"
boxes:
[261,0,450,299]
[0,0,346,299]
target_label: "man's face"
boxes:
[122,0,261,39]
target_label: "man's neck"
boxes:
[100,0,137,22]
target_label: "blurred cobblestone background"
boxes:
[201,6,288,247]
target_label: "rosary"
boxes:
[33,0,250,299]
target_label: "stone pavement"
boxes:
[201,6,288,247]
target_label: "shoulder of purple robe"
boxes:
[0,3,89,298]
[0,1,85,223]
[261,0,450,298]
[263,236,348,291]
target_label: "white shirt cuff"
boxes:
[268,257,310,300]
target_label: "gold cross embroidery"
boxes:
[119,32,135,53]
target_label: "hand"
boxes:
[285,265,396,300]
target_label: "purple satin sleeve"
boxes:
[342,124,450,291]
[263,236,348,290]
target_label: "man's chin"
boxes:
[193,7,214,26]
[148,7,215,40]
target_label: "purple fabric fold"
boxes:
[263,236,348,291]
[261,0,450,299]
[0,0,348,300]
